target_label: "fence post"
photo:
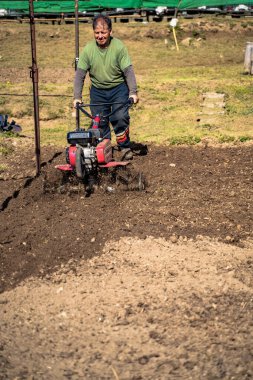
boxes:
[29,0,41,175]
[244,41,253,74]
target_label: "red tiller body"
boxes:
[69,145,77,166]
[96,139,112,164]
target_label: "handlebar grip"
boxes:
[75,101,84,110]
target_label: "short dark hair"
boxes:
[92,14,112,31]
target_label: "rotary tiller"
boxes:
[55,100,144,193]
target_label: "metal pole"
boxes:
[29,0,41,175]
[173,0,182,18]
[75,0,80,130]
[75,0,79,70]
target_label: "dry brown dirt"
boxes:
[0,139,253,379]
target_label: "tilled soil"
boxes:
[0,141,253,379]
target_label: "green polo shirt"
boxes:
[77,37,131,89]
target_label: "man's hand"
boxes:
[73,99,82,108]
[129,94,139,104]
[72,99,82,117]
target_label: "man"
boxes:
[73,14,138,160]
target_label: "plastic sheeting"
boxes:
[0,0,253,12]
[0,0,141,12]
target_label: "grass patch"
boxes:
[0,163,8,172]
[0,19,253,146]
[217,134,236,143]
[168,135,201,145]
[0,142,14,156]
[238,135,252,142]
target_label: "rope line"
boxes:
[0,93,72,98]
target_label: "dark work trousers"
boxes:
[90,82,130,148]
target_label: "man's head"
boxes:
[92,15,112,48]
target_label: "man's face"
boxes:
[94,21,112,48]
